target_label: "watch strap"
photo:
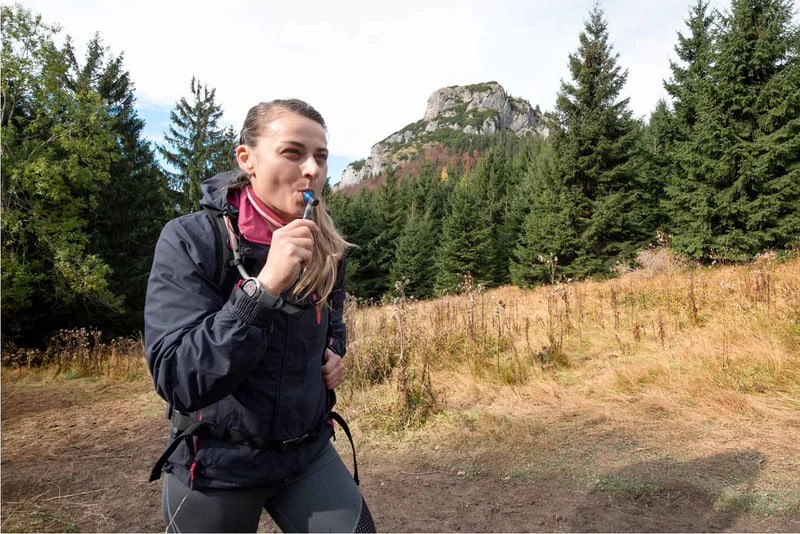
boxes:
[242,277,284,309]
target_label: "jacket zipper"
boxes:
[274,320,290,432]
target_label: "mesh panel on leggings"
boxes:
[356,498,376,533]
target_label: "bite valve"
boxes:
[302,191,319,220]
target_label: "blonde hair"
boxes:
[233,99,351,305]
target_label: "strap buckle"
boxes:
[280,433,309,453]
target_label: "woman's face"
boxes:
[236,111,328,221]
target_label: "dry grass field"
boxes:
[2,250,799,532]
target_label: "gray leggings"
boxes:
[162,443,375,533]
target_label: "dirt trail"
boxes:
[2,378,797,532]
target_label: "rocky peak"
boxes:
[422,81,538,135]
[338,81,543,188]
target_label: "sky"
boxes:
[12,0,786,183]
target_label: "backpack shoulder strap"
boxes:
[203,206,240,299]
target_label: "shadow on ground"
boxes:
[565,450,766,532]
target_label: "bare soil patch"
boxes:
[2,377,798,532]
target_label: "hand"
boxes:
[257,219,318,295]
[322,349,345,389]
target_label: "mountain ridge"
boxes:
[338,81,544,187]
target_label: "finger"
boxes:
[323,363,342,381]
[279,237,315,255]
[322,355,344,387]
[271,224,316,249]
[321,358,337,376]
[323,368,341,388]
[326,371,343,389]
[283,219,319,235]
[280,228,316,243]
[283,243,314,270]
[333,363,344,382]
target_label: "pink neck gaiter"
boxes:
[230,186,288,245]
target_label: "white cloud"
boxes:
[12,0,797,163]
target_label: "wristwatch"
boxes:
[241,277,284,308]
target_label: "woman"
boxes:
[144,99,375,532]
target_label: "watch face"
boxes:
[242,278,259,298]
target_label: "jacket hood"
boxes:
[200,170,242,211]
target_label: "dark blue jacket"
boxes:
[144,171,346,489]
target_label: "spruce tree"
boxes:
[669,0,800,260]
[405,162,453,243]
[510,171,587,285]
[68,36,172,334]
[390,204,437,299]
[435,172,494,292]
[630,100,674,241]
[498,134,552,284]
[159,77,234,214]
[470,147,515,285]
[373,171,407,292]
[351,188,388,299]
[664,0,716,138]
[520,5,641,282]
[662,0,716,258]
[329,188,386,299]
[326,189,366,297]
[506,136,554,284]
[334,171,408,300]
